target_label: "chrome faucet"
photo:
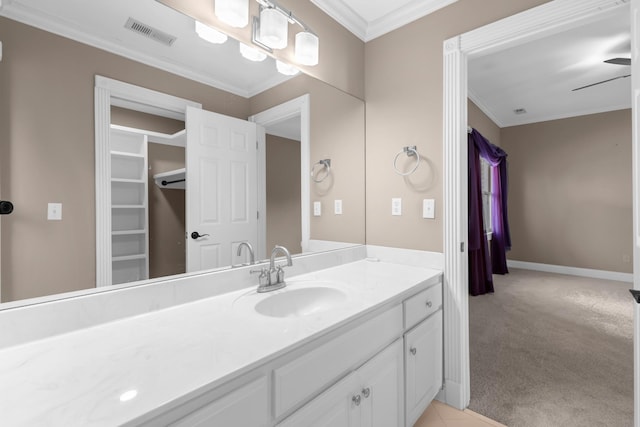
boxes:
[251,245,292,293]
[236,241,255,266]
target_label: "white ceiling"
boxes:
[468,6,631,128]
[310,0,458,42]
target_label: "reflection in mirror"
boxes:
[0,0,365,306]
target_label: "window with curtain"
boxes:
[480,158,492,235]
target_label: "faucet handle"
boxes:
[250,268,270,287]
[276,265,286,284]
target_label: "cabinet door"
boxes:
[278,372,360,427]
[358,339,404,427]
[405,311,443,427]
[170,376,268,427]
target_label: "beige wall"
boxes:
[502,110,633,273]
[364,0,550,252]
[250,75,366,245]
[158,0,365,99]
[0,17,250,302]
[468,100,501,147]
[266,135,302,254]
[147,144,187,279]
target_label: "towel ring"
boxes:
[393,146,420,176]
[311,159,331,183]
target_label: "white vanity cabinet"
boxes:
[278,339,404,427]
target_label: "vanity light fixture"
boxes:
[195,21,228,44]
[259,5,288,49]
[295,31,319,66]
[215,0,249,28]
[252,0,320,66]
[276,60,300,76]
[240,42,267,62]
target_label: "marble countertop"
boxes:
[0,259,441,426]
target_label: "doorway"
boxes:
[440,0,636,414]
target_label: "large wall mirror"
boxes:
[0,0,365,306]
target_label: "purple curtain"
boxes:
[468,129,511,296]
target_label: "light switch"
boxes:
[334,200,343,215]
[48,203,62,220]
[391,198,402,216]
[423,199,435,219]
[313,201,322,216]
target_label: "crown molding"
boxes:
[311,0,458,42]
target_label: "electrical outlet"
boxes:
[334,200,343,215]
[391,198,402,216]
[313,201,322,216]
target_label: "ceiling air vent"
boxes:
[124,17,176,46]
[513,108,527,115]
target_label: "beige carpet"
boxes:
[468,268,633,427]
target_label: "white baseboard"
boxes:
[507,260,633,283]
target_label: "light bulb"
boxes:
[276,60,299,76]
[294,31,319,66]
[195,21,228,44]
[259,7,288,50]
[240,43,267,62]
[215,0,249,28]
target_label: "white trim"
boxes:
[443,0,631,412]
[310,0,458,42]
[502,104,632,128]
[249,95,311,253]
[507,260,633,283]
[468,88,505,128]
[95,76,201,287]
[632,1,640,425]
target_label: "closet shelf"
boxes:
[111,178,144,184]
[112,229,146,236]
[153,168,186,190]
[112,254,146,262]
[111,151,145,159]
[112,204,145,209]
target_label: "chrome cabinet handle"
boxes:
[352,395,361,406]
[410,347,417,355]
[362,387,370,398]
[425,300,433,308]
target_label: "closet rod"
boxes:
[162,178,186,186]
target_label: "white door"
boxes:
[632,1,639,426]
[186,106,258,272]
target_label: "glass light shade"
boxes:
[259,7,288,49]
[294,31,319,66]
[276,60,299,76]
[215,0,249,28]
[240,43,267,62]
[195,21,228,44]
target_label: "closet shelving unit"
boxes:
[110,126,149,285]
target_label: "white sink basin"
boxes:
[255,286,348,318]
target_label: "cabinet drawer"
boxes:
[403,283,441,330]
[274,305,403,418]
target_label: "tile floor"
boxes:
[415,400,507,427]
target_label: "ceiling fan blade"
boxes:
[572,74,631,91]
[604,58,631,66]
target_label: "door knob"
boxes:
[352,395,361,406]
[191,231,210,240]
[0,200,13,215]
[410,347,417,355]
[362,387,370,398]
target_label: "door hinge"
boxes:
[256,140,259,150]
[460,242,465,252]
[257,211,260,220]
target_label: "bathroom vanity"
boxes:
[0,255,442,427]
